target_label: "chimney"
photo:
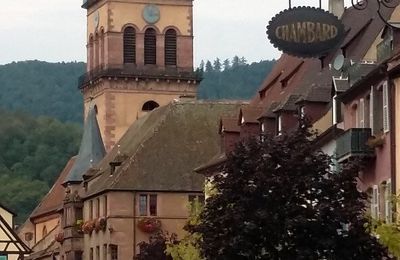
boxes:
[329,0,345,18]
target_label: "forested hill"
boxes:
[0,58,274,123]
[0,61,85,122]
[0,109,81,223]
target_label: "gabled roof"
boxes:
[64,105,105,185]
[332,76,350,93]
[0,214,31,255]
[274,94,302,112]
[220,118,240,134]
[0,203,16,217]
[85,101,241,197]
[239,106,263,124]
[30,157,76,220]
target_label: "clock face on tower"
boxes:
[142,4,160,24]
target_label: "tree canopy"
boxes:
[0,109,81,223]
[192,127,390,259]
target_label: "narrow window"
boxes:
[123,27,136,64]
[110,244,118,260]
[165,29,177,66]
[359,98,365,128]
[90,248,93,260]
[96,246,100,260]
[144,28,157,65]
[370,86,375,133]
[149,195,157,216]
[104,195,108,217]
[383,81,390,132]
[139,195,148,216]
[385,179,392,223]
[371,185,380,219]
[277,115,282,136]
[103,244,108,260]
[96,198,100,218]
[142,101,159,111]
[89,200,93,220]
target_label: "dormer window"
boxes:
[277,115,282,136]
[241,116,245,124]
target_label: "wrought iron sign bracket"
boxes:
[352,0,399,29]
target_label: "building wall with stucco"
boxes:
[81,191,200,259]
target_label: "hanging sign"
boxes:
[267,7,345,58]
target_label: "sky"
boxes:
[0,0,352,66]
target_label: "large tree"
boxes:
[193,127,391,259]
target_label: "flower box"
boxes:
[82,220,95,234]
[95,217,107,232]
[137,218,161,233]
[55,232,64,243]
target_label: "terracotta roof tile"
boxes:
[239,106,263,124]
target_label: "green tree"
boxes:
[205,61,213,73]
[167,199,203,260]
[222,59,231,71]
[192,126,391,259]
[213,58,222,72]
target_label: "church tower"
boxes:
[79,0,200,150]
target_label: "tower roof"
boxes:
[63,105,105,185]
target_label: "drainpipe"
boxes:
[329,0,345,18]
[389,77,397,215]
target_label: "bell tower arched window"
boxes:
[165,29,177,66]
[123,27,136,64]
[144,28,157,65]
[142,101,160,111]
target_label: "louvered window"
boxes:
[144,28,157,65]
[165,29,177,66]
[371,185,379,219]
[383,81,389,132]
[123,27,136,64]
[385,179,393,223]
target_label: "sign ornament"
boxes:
[267,7,346,58]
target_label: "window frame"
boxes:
[123,26,136,64]
[138,194,158,216]
[383,81,390,133]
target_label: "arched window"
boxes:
[142,101,160,111]
[165,29,177,66]
[123,27,136,64]
[144,28,157,65]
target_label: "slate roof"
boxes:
[85,101,241,197]
[64,105,105,185]
[30,157,76,220]
[274,94,302,112]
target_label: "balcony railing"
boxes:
[78,64,203,89]
[336,128,375,162]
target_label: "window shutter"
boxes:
[123,27,136,64]
[370,86,374,133]
[371,185,380,219]
[385,179,392,223]
[165,29,177,66]
[359,98,365,128]
[144,28,157,65]
[383,81,389,132]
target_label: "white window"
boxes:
[385,179,393,223]
[383,81,390,132]
[241,116,245,124]
[359,98,365,128]
[261,123,265,133]
[371,185,380,219]
[277,115,282,135]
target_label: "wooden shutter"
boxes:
[383,81,389,132]
[371,185,379,219]
[165,29,177,66]
[123,27,136,64]
[385,179,392,223]
[144,28,157,65]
